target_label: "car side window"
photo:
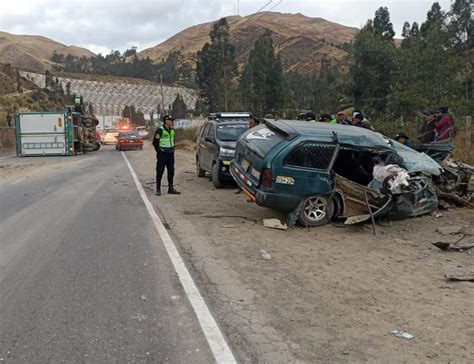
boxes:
[206,124,215,140]
[285,142,336,170]
[201,124,210,138]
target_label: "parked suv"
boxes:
[231,120,440,227]
[196,113,250,188]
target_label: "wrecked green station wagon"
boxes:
[231,120,441,227]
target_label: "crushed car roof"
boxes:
[265,119,391,149]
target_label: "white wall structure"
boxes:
[21,71,198,115]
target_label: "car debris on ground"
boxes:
[432,224,474,251]
[391,330,415,340]
[263,218,288,230]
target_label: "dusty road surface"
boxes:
[0,149,219,363]
[127,141,474,363]
[1,142,473,363]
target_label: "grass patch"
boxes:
[174,126,199,143]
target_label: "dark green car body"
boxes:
[231,120,438,225]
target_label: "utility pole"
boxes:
[160,74,165,117]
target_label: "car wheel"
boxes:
[93,142,100,151]
[212,163,223,189]
[298,195,334,227]
[196,157,206,177]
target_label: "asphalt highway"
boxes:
[0,147,216,363]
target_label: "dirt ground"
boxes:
[127,142,474,363]
[2,143,473,363]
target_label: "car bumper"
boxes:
[218,159,233,177]
[118,143,143,149]
[230,163,301,212]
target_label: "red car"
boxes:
[115,132,143,151]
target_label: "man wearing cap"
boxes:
[419,108,436,143]
[435,107,454,141]
[352,113,374,130]
[333,111,351,125]
[395,133,413,147]
[152,115,180,196]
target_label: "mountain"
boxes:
[139,12,359,75]
[0,31,95,72]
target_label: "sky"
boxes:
[0,0,454,55]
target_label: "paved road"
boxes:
[0,147,215,363]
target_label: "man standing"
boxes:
[6,112,12,127]
[419,108,436,143]
[435,107,454,141]
[152,115,181,196]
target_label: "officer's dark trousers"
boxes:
[156,152,174,191]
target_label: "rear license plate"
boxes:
[241,159,250,171]
[251,167,260,179]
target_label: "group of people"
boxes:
[152,107,455,196]
[395,107,455,146]
[297,110,375,130]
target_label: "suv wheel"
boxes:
[298,195,334,227]
[212,163,223,189]
[196,157,206,177]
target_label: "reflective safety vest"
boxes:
[74,97,81,106]
[158,127,175,152]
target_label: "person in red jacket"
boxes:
[435,107,454,141]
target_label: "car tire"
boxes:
[298,195,334,227]
[211,163,223,189]
[196,158,206,178]
[93,142,100,151]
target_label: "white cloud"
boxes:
[0,0,454,53]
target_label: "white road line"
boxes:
[121,152,236,364]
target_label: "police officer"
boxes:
[74,95,83,113]
[153,115,180,196]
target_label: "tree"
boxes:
[122,105,146,125]
[171,94,187,118]
[196,17,238,112]
[351,10,396,117]
[65,81,71,96]
[373,6,395,40]
[239,30,283,119]
[448,0,474,101]
[402,21,411,38]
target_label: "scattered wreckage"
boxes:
[413,141,473,206]
[231,120,471,227]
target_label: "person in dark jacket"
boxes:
[152,115,180,196]
[395,133,413,147]
[418,108,436,143]
[435,106,454,141]
[352,113,374,130]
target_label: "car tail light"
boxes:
[137,138,143,142]
[262,168,272,188]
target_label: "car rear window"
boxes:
[285,142,336,170]
[242,126,286,158]
[216,124,248,141]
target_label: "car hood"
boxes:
[390,140,442,176]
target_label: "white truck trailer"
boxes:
[16,110,100,156]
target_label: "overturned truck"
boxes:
[231,120,470,227]
[16,108,100,156]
